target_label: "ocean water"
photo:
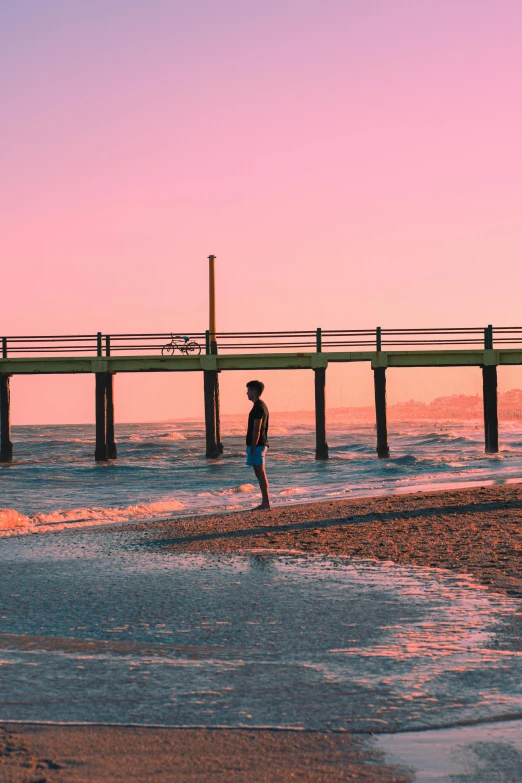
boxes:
[0,541,521,732]
[2,418,522,780]
[1,417,522,535]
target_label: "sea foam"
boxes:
[0,508,34,533]
[0,499,185,537]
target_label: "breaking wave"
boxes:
[0,499,185,537]
[220,484,256,494]
[0,508,33,532]
[129,432,186,442]
[4,418,522,537]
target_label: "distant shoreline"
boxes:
[8,395,522,427]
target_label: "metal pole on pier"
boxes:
[209,254,217,355]
[0,374,13,463]
[204,255,222,457]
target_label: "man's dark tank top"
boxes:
[246,400,269,446]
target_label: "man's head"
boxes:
[246,380,264,402]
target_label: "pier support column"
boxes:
[0,374,13,463]
[215,372,223,454]
[482,365,499,454]
[95,373,108,462]
[105,373,117,459]
[314,368,329,460]
[204,370,222,458]
[373,368,390,458]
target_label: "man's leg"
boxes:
[253,464,270,509]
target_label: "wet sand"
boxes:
[0,724,413,782]
[131,483,522,597]
[2,483,521,781]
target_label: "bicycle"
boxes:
[161,334,202,356]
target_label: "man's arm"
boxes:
[251,419,262,454]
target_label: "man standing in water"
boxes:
[246,380,270,510]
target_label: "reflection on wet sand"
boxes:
[0,535,520,735]
[378,718,522,783]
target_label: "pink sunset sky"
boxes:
[2,0,522,424]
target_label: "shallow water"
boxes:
[0,533,520,733]
[2,418,522,535]
[378,719,522,782]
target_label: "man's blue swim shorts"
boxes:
[246,446,267,467]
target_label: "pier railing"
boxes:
[2,326,522,357]
[2,325,522,463]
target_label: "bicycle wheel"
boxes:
[162,343,175,356]
[185,341,202,355]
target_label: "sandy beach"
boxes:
[1,483,521,782]
[126,483,522,597]
[0,724,413,782]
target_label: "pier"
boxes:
[1,325,521,462]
